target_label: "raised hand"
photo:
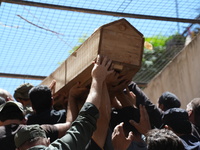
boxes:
[129,105,151,135]
[91,55,113,83]
[112,122,133,150]
[69,82,89,100]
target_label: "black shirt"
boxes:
[27,109,66,125]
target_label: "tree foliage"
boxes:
[133,33,185,82]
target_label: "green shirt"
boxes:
[28,102,99,150]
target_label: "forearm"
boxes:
[54,122,71,138]
[66,96,80,123]
[116,92,133,107]
[128,82,149,106]
[50,102,99,149]
[111,97,123,109]
[92,82,111,148]
[128,82,163,128]
[102,82,111,120]
[85,78,103,110]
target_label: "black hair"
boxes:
[146,129,185,150]
[29,85,52,113]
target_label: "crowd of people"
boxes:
[0,55,200,150]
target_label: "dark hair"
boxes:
[0,105,24,121]
[146,129,185,150]
[14,83,34,101]
[158,92,181,111]
[189,98,200,126]
[29,85,52,113]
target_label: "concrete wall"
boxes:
[143,33,200,109]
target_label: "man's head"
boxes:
[14,125,50,150]
[161,108,191,135]
[186,98,200,127]
[146,128,184,150]
[29,85,53,113]
[0,101,25,122]
[158,91,181,111]
[0,88,14,101]
[14,83,34,102]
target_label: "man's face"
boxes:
[186,103,195,124]
[186,103,192,116]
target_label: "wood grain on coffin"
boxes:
[40,18,144,103]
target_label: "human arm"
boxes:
[86,55,113,109]
[115,87,136,107]
[129,105,151,136]
[106,72,131,108]
[50,85,89,139]
[86,55,113,149]
[91,81,111,149]
[66,82,89,123]
[112,122,133,150]
[128,82,163,128]
[49,55,113,149]
[54,82,89,138]
[50,102,99,149]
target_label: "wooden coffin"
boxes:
[41,18,144,98]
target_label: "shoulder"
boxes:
[80,102,99,116]
[40,124,59,143]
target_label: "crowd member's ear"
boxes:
[164,125,173,131]
[188,109,195,123]
[164,125,169,129]
[187,109,193,116]
[46,138,50,146]
[158,103,165,111]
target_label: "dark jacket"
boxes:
[128,81,163,128]
[29,102,99,150]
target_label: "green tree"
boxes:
[133,33,185,83]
